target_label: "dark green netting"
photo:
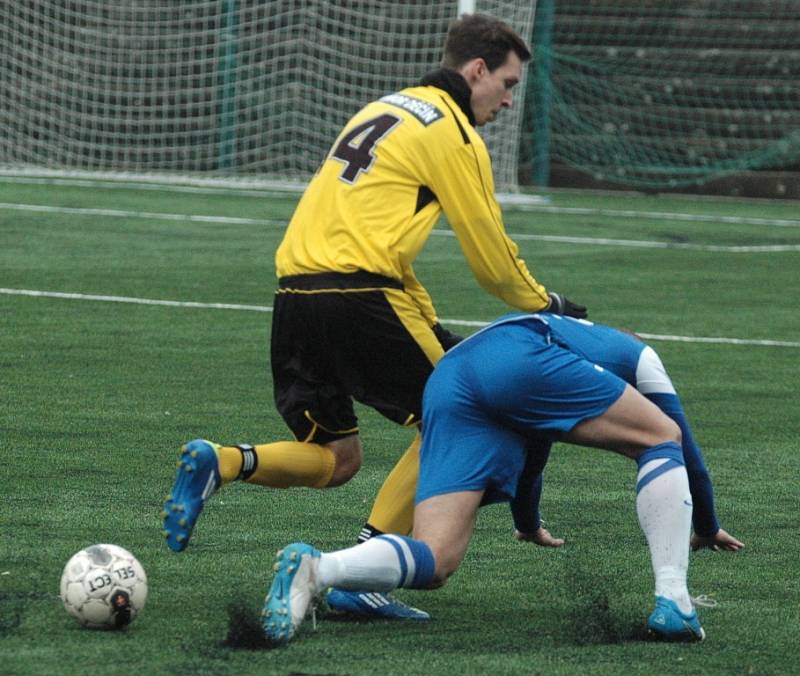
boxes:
[525,0,800,189]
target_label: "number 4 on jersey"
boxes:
[331,113,401,184]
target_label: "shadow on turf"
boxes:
[222,597,283,650]
[220,577,651,652]
[221,595,414,651]
[0,591,52,636]
[565,589,649,644]
[562,566,649,644]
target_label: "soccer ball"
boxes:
[60,544,148,629]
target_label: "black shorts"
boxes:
[270,271,445,444]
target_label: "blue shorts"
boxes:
[416,316,628,505]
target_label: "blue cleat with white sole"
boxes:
[647,596,705,642]
[262,543,322,644]
[326,589,430,621]
[162,439,221,552]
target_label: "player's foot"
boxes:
[326,589,430,621]
[262,543,321,644]
[647,596,705,642]
[162,439,221,552]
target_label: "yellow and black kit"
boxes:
[271,69,550,443]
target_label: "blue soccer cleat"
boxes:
[262,543,322,644]
[326,589,431,621]
[162,439,221,552]
[647,596,705,642]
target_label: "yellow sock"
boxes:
[365,433,421,535]
[216,445,245,484]
[236,441,336,488]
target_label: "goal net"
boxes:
[0,1,534,193]
[527,0,800,190]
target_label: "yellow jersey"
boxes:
[275,69,550,322]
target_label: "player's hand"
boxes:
[547,292,588,319]
[432,323,464,351]
[690,528,744,552]
[514,527,565,548]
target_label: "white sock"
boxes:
[636,455,694,614]
[316,536,404,593]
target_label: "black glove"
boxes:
[432,323,464,351]
[547,292,588,319]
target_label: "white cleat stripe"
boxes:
[201,472,216,500]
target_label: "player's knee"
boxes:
[634,394,682,448]
[429,550,459,587]
[657,415,682,446]
[325,435,363,486]
[629,414,681,458]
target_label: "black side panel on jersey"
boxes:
[415,186,437,214]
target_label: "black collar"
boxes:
[419,68,476,126]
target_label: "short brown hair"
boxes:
[441,14,531,71]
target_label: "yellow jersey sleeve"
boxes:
[405,87,550,312]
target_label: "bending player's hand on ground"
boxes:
[514,527,565,548]
[690,528,744,552]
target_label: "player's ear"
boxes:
[459,57,486,85]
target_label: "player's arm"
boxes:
[509,437,564,548]
[681,450,744,551]
[416,129,548,312]
[440,166,550,312]
[685,461,722,538]
[419,136,584,316]
[634,344,743,552]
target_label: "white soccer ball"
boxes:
[59,544,148,629]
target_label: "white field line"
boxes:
[0,169,308,194]
[431,229,800,253]
[4,173,800,227]
[0,288,273,313]
[2,287,799,348]
[0,202,284,226]
[513,204,800,228]
[0,175,299,199]
[2,202,799,253]
[0,171,546,206]
[6,172,800,226]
